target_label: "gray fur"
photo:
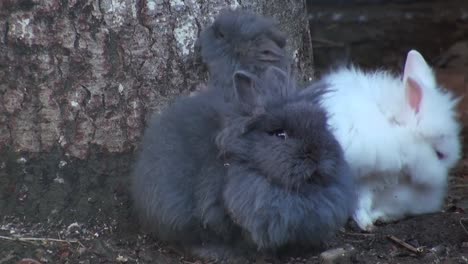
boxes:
[131,67,356,256]
[196,8,292,100]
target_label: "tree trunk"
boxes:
[0,0,310,224]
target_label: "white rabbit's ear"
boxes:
[403,50,429,114]
[233,70,260,107]
[405,77,423,113]
[403,50,431,83]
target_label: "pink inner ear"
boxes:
[406,77,423,113]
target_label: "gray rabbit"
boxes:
[131,66,356,262]
[196,8,292,99]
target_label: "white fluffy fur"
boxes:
[319,50,462,231]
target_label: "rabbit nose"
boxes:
[435,150,446,160]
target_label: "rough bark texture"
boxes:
[0,0,309,223]
[0,0,310,160]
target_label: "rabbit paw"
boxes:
[353,208,376,232]
[353,191,377,231]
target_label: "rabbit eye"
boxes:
[435,150,446,160]
[268,129,288,139]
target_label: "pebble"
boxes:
[319,244,356,264]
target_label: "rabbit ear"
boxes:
[403,50,431,83]
[264,66,293,96]
[265,65,288,81]
[403,50,428,114]
[233,70,261,107]
[405,77,423,114]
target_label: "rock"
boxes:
[319,244,356,264]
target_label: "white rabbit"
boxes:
[302,50,462,231]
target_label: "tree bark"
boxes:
[0,0,311,160]
[0,0,309,223]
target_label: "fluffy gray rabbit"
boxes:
[196,8,292,99]
[131,66,355,261]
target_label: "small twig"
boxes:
[341,230,376,237]
[460,218,468,235]
[342,238,369,243]
[0,235,85,248]
[387,235,424,254]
